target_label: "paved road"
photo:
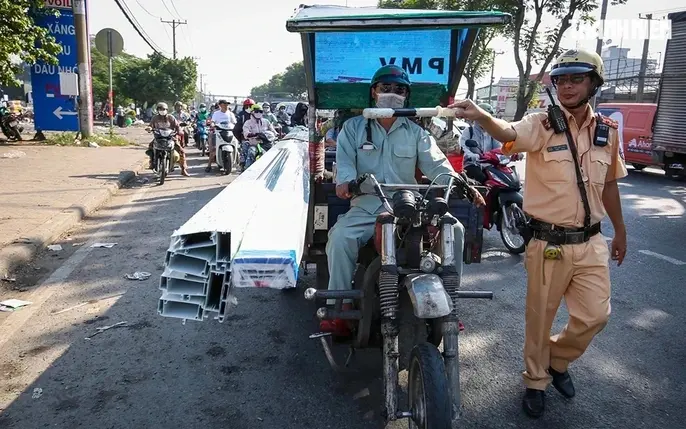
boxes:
[0,159,684,429]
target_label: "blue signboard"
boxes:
[30,7,79,131]
[314,30,452,85]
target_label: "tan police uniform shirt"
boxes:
[502,105,628,228]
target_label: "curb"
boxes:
[0,159,147,277]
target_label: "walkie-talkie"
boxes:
[546,87,567,134]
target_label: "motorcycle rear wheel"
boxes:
[408,343,452,429]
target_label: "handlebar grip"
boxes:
[348,179,361,195]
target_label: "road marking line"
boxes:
[0,184,150,349]
[638,250,686,266]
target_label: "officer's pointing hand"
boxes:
[447,99,488,121]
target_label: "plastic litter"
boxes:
[85,321,128,340]
[90,242,117,248]
[0,299,32,312]
[32,388,43,399]
[125,272,151,281]
[47,244,63,251]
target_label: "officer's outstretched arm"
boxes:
[500,112,548,155]
[335,123,358,185]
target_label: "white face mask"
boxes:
[158,109,167,115]
[253,113,263,119]
[376,92,406,109]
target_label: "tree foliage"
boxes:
[90,41,139,106]
[0,0,61,86]
[250,62,307,99]
[509,0,628,120]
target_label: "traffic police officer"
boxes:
[322,65,484,337]
[449,48,628,418]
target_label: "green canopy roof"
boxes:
[287,5,511,32]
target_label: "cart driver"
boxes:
[323,64,484,338]
[449,48,627,419]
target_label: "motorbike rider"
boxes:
[172,101,191,146]
[276,103,291,127]
[449,48,628,418]
[206,99,237,173]
[242,103,277,169]
[261,102,278,125]
[194,103,210,142]
[459,103,504,184]
[322,64,484,337]
[147,102,189,177]
[233,98,256,141]
[290,102,308,127]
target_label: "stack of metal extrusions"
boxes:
[231,138,310,290]
[157,129,310,323]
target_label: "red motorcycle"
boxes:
[465,140,526,254]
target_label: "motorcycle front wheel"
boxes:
[222,151,232,175]
[500,203,526,254]
[408,343,452,429]
[158,155,166,185]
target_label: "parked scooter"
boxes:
[0,101,23,141]
[214,121,238,175]
[148,127,180,185]
[465,139,526,253]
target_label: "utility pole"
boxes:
[487,50,504,104]
[592,0,609,108]
[636,13,653,102]
[161,18,187,59]
[73,0,93,137]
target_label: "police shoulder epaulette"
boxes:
[597,114,618,129]
[541,117,552,131]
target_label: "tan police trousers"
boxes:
[522,233,611,390]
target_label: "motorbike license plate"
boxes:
[8,121,18,127]
[669,163,684,170]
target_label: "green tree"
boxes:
[250,62,307,99]
[0,0,61,86]
[115,53,197,106]
[90,41,139,106]
[509,0,628,120]
[378,0,511,99]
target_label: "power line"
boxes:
[133,0,162,19]
[160,0,177,19]
[114,0,169,56]
[168,0,183,20]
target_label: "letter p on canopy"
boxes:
[428,58,445,75]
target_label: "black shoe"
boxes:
[549,367,575,398]
[522,388,545,418]
[205,166,212,173]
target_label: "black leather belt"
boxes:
[528,219,601,245]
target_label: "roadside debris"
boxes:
[32,388,43,399]
[90,242,117,249]
[72,242,86,247]
[85,321,128,340]
[124,272,151,281]
[88,142,100,148]
[47,244,63,251]
[0,299,32,312]
[1,275,16,283]
[1,150,26,159]
[52,293,125,315]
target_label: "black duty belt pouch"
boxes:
[531,222,601,245]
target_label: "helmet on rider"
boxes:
[156,102,168,114]
[369,65,411,108]
[478,103,495,115]
[243,98,255,111]
[262,102,271,112]
[174,101,182,111]
[250,103,264,118]
[199,103,207,112]
[549,48,605,109]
